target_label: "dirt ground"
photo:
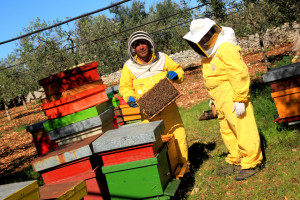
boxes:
[0,43,297,179]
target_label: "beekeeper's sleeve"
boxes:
[218,43,250,102]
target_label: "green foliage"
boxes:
[273,55,293,68]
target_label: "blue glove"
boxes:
[167,71,178,80]
[128,96,138,108]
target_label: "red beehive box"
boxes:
[39,62,101,97]
[41,84,108,119]
[26,120,58,156]
[100,140,164,167]
[32,135,109,200]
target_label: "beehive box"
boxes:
[39,61,101,97]
[43,102,108,132]
[92,120,165,154]
[0,180,39,200]
[41,84,108,119]
[39,180,87,200]
[137,78,181,119]
[47,108,114,142]
[26,120,58,156]
[41,80,104,104]
[263,63,300,120]
[102,146,172,199]
[100,139,163,166]
[31,134,109,200]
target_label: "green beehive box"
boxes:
[102,146,171,199]
[43,102,108,132]
[112,97,120,107]
[107,92,114,99]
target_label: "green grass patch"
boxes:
[0,165,44,186]
[14,124,29,132]
[273,55,293,68]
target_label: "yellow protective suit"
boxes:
[119,54,189,165]
[202,42,263,169]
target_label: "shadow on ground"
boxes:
[172,142,216,199]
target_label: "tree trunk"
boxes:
[4,102,11,121]
[13,99,17,107]
[22,95,28,110]
[258,33,271,71]
[31,91,37,104]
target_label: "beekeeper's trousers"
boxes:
[210,82,263,169]
[142,102,189,166]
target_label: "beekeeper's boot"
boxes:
[217,163,241,176]
[235,166,260,181]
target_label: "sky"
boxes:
[0,0,199,61]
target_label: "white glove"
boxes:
[232,102,245,118]
[209,99,213,108]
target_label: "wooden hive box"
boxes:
[41,84,108,119]
[26,120,58,156]
[38,61,101,97]
[43,102,108,132]
[41,80,104,104]
[47,108,115,144]
[263,63,300,122]
[137,78,182,120]
[39,180,87,200]
[31,134,109,200]
[0,180,39,200]
[120,104,141,122]
[102,146,172,199]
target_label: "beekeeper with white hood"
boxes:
[119,31,189,172]
[183,18,263,181]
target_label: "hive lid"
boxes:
[92,120,165,153]
[31,134,101,172]
[0,180,38,200]
[48,108,114,141]
[262,62,300,83]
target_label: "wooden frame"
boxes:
[137,78,182,120]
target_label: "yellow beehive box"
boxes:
[39,180,87,200]
[0,180,39,200]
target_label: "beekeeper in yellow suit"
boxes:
[119,31,189,170]
[183,18,263,181]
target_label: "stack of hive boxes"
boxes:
[38,61,115,146]
[107,85,142,127]
[91,120,180,200]
[31,135,109,200]
[262,62,300,124]
[29,61,117,200]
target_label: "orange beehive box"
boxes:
[41,80,103,104]
[271,87,300,119]
[41,84,108,119]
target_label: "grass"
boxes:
[175,78,299,200]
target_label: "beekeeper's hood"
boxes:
[183,18,237,58]
[128,31,157,65]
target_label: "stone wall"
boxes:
[237,22,300,53]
